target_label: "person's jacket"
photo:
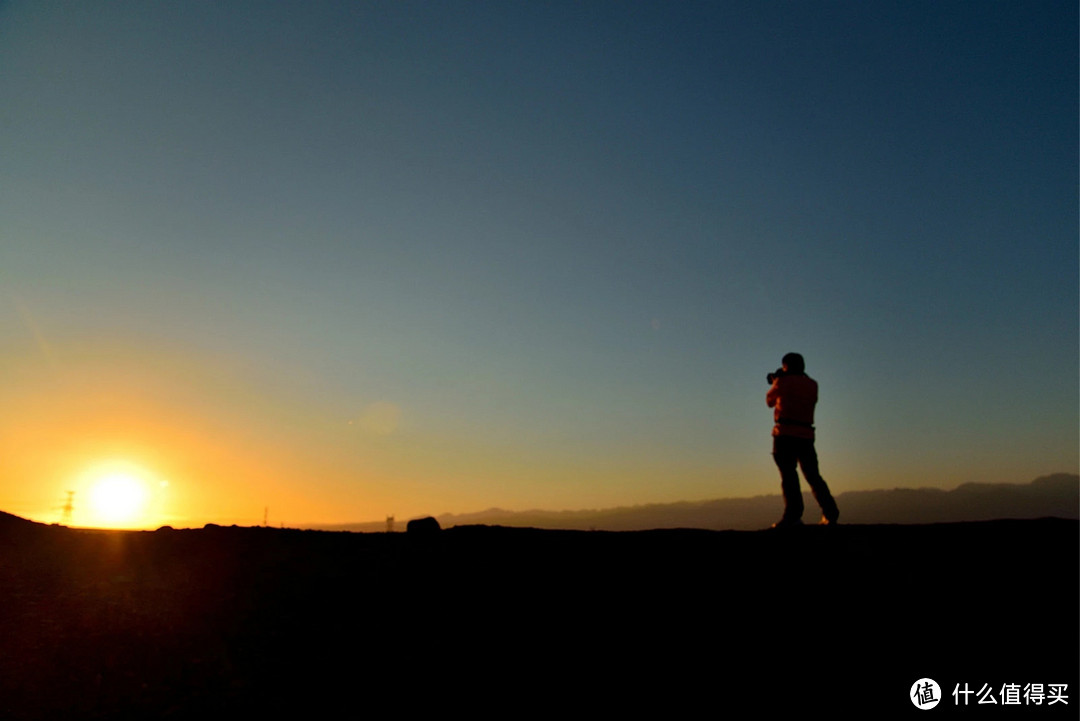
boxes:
[766,373,817,439]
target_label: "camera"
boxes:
[766,368,785,384]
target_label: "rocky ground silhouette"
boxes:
[1,512,1076,718]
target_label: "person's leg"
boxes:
[772,436,804,521]
[796,440,838,523]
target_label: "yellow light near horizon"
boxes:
[90,473,147,524]
[80,461,163,529]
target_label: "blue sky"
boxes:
[1,1,1076,526]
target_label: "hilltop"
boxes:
[0,512,1076,718]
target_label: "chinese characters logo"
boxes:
[911,678,1070,710]
[911,678,942,710]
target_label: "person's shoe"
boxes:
[770,518,804,530]
[819,511,840,526]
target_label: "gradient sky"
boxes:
[2,1,1077,529]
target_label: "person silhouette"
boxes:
[765,352,839,528]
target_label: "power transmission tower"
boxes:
[60,491,75,525]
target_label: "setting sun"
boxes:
[90,473,146,523]
[78,461,166,529]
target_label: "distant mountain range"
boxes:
[310,473,1079,532]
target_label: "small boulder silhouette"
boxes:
[406,516,441,535]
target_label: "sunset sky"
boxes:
[2,1,1076,529]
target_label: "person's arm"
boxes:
[766,381,780,408]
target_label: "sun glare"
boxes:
[79,461,164,529]
[91,473,146,523]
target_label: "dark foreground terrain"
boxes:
[1,513,1076,718]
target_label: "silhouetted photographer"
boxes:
[765,353,839,528]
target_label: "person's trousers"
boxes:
[772,435,838,522]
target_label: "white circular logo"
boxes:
[911,678,942,710]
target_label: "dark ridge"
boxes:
[0,509,38,530]
[0,516,1075,718]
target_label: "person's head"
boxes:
[781,352,805,374]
